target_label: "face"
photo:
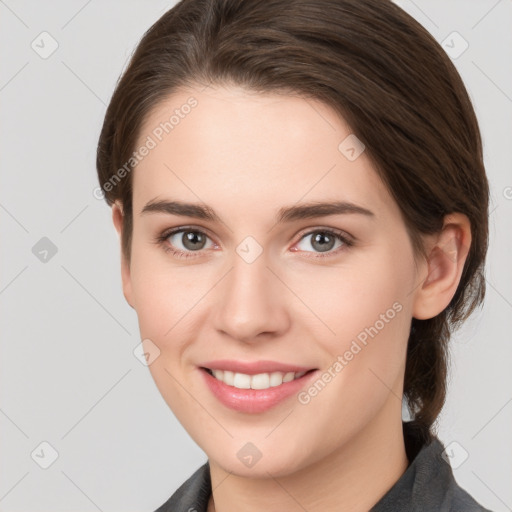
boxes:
[116,85,428,477]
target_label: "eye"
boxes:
[155,226,353,260]
[292,229,353,257]
[156,227,216,259]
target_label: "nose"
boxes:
[213,248,290,344]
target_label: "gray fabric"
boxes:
[154,422,492,511]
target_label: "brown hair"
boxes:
[96,0,489,444]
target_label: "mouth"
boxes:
[199,365,320,413]
[200,367,317,390]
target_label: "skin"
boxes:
[111,85,471,512]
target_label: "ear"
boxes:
[412,213,471,320]
[112,201,135,309]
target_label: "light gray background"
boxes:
[0,1,511,511]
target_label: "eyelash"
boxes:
[154,226,354,260]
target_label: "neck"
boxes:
[207,401,409,512]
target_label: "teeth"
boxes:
[210,369,308,390]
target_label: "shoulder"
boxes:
[416,436,492,512]
[371,422,494,511]
[446,482,493,512]
[153,461,211,512]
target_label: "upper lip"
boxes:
[199,359,316,375]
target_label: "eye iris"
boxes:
[312,232,335,252]
[182,231,206,250]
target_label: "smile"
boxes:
[199,366,319,413]
[203,368,311,390]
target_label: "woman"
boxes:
[96,0,492,510]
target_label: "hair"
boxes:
[96,0,489,444]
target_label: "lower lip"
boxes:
[199,367,318,413]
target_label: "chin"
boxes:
[208,443,311,479]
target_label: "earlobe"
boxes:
[412,213,471,320]
[112,202,135,309]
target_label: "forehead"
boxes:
[132,85,396,221]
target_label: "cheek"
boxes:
[291,246,413,342]
[128,254,206,413]
[298,242,415,394]
[128,247,218,359]
[129,239,182,332]
[293,261,413,444]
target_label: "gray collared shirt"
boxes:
[154,422,492,511]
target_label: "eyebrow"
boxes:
[141,199,375,223]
